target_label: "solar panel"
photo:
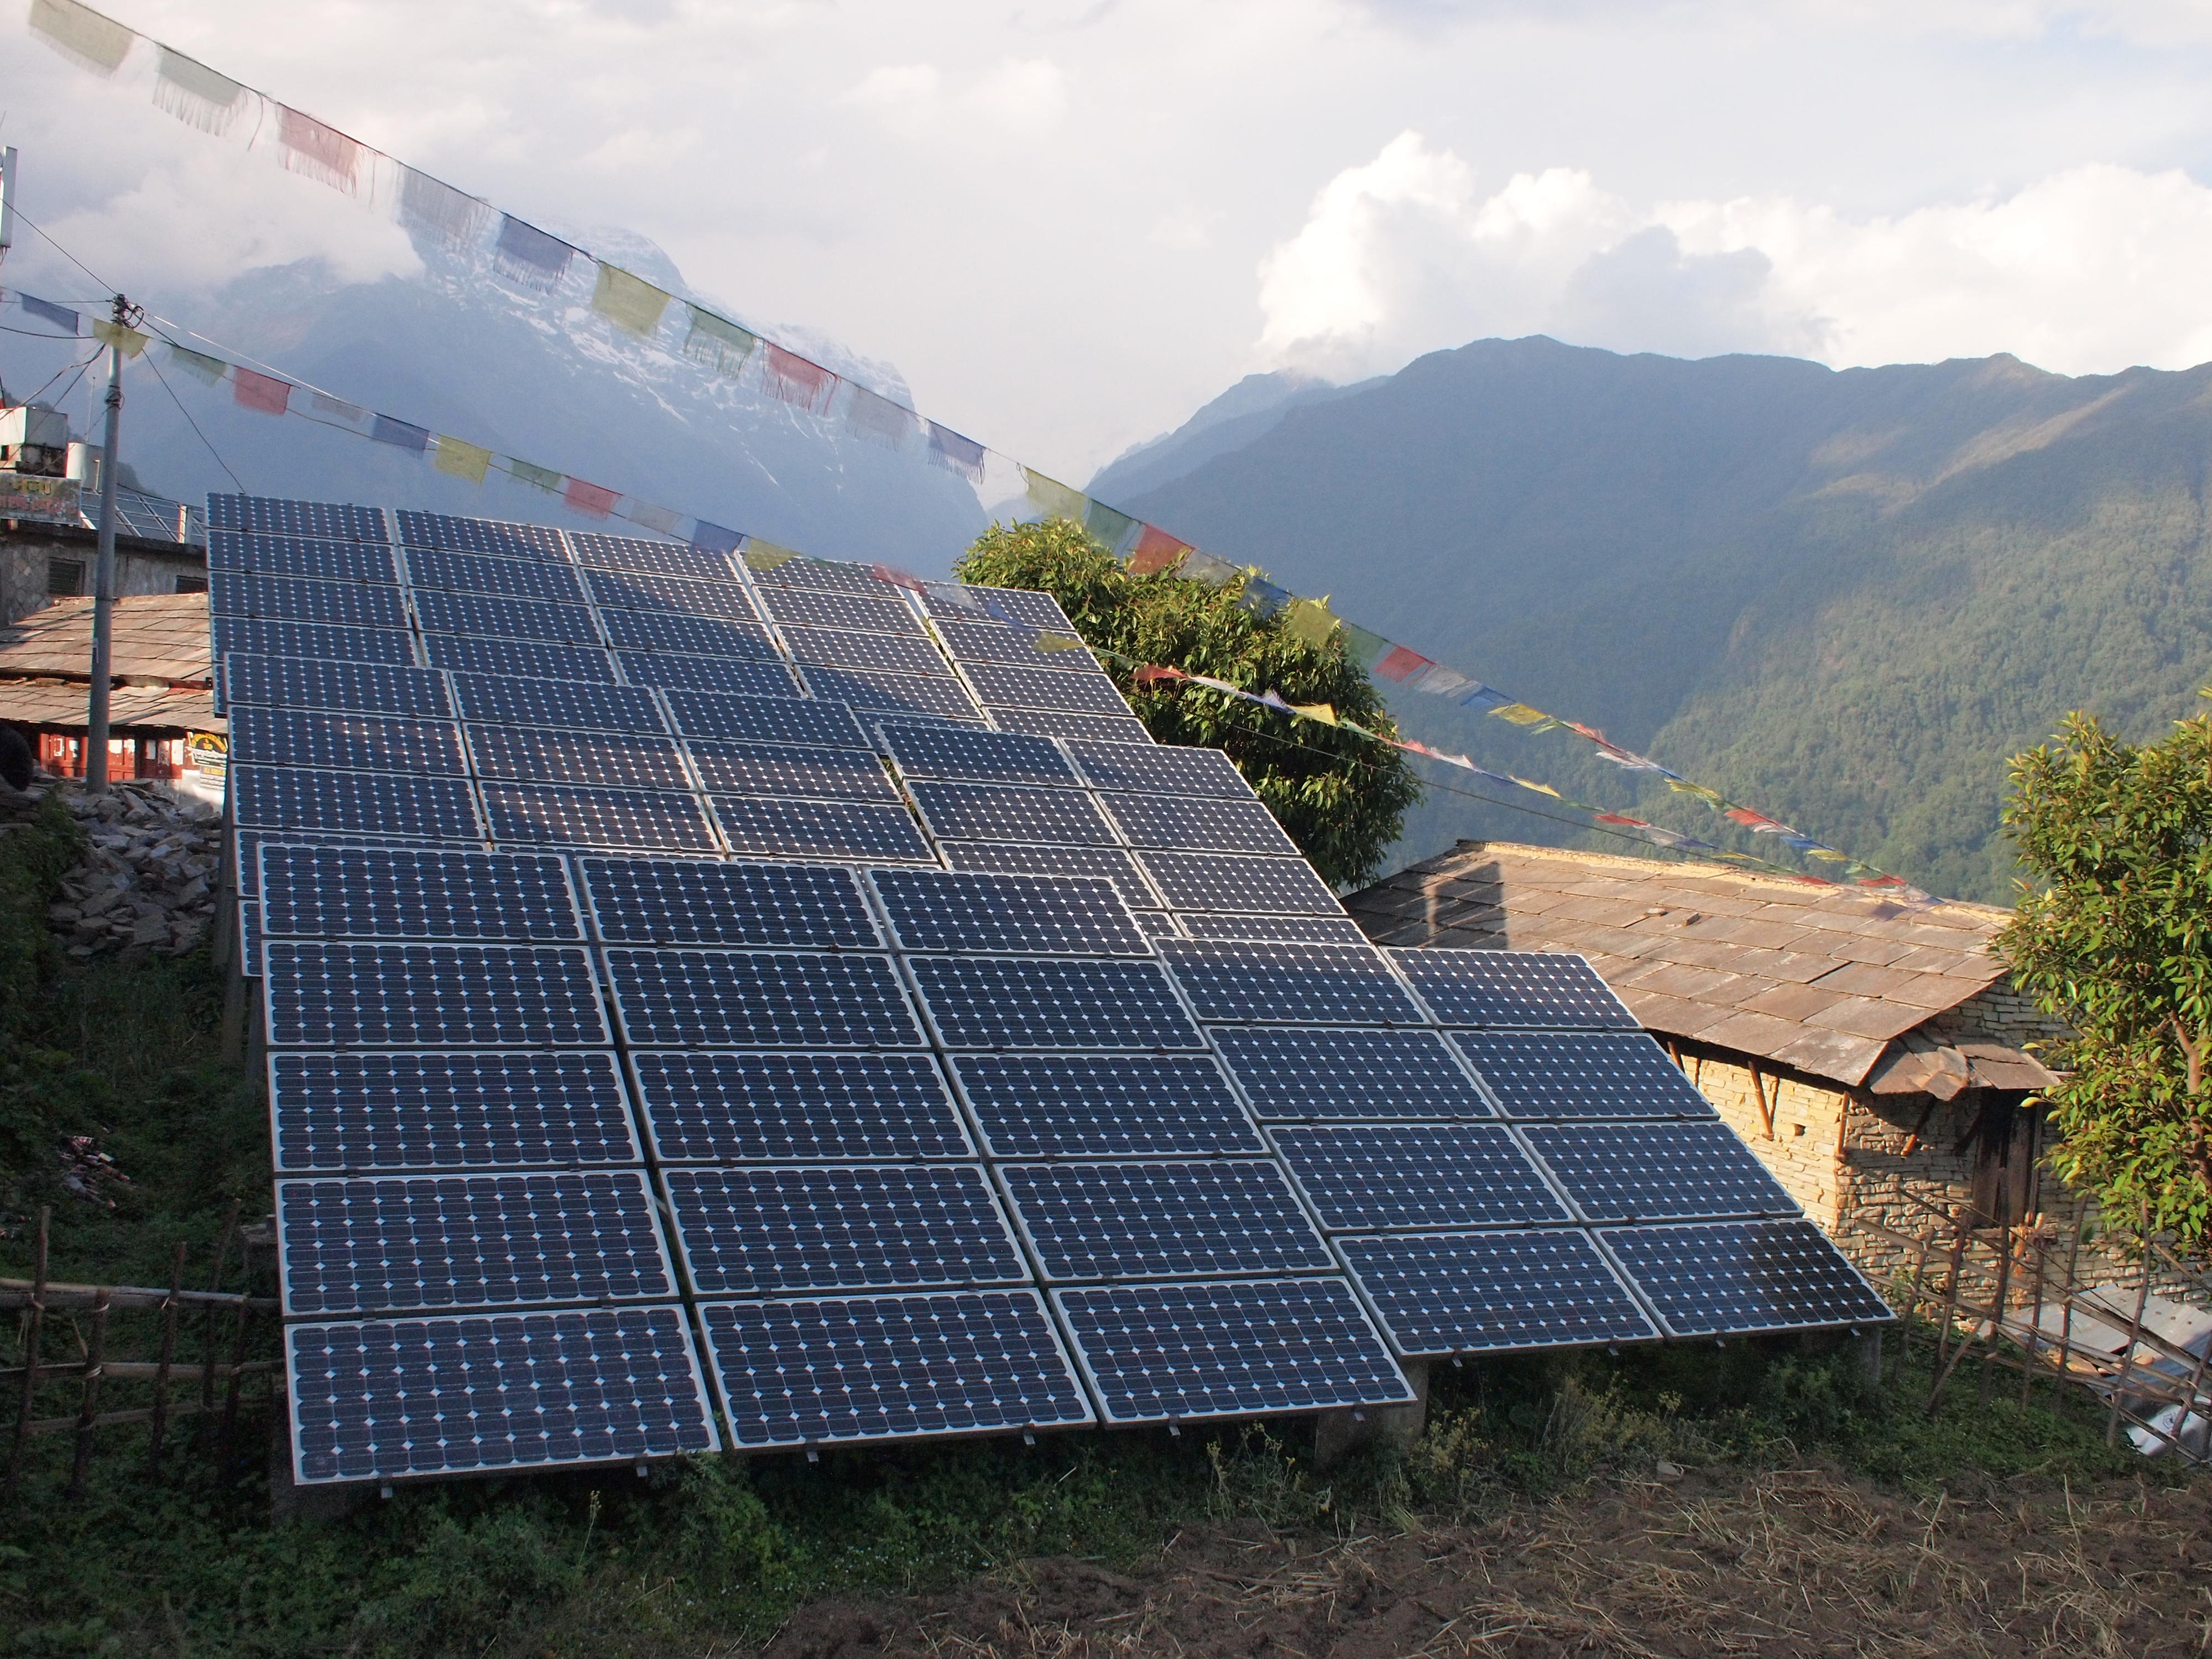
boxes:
[750,556,891,596]
[781,626,948,677]
[948,1055,1263,1157]
[1212,1027,1494,1121]
[1053,1278,1411,1425]
[425,634,615,683]
[966,663,1131,716]
[939,842,1161,910]
[907,957,1203,1051]
[602,948,925,1049]
[708,795,933,864]
[571,533,737,582]
[228,708,466,775]
[1131,911,1183,938]
[629,1051,970,1162]
[1181,914,1370,944]
[236,828,390,898]
[798,666,980,720]
[684,740,896,801]
[614,654,801,697]
[396,510,567,561]
[1102,794,1298,857]
[700,1291,1092,1449]
[276,1170,674,1316]
[467,726,692,792]
[213,618,418,667]
[1599,1220,1895,1337]
[263,942,609,1047]
[221,495,387,542]
[1066,742,1252,798]
[876,723,1079,786]
[286,1306,717,1483]
[1136,852,1343,916]
[480,783,716,853]
[578,857,881,948]
[932,618,1089,666]
[988,707,1152,743]
[210,572,405,628]
[414,589,604,645]
[1522,1123,1799,1222]
[223,654,453,717]
[1270,1124,1571,1231]
[931,586,1074,631]
[232,766,481,839]
[754,586,921,634]
[260,846,581,941]
[868,869,1150,958]
[237,899,262,979]
[1392,948,1640,1030]
[207,532,399,584]
[585,569,761,620]
[598,608,778,660]
[1001,1161,1331,1282]
[661,690,867,748]
[269,1050,638,1173]
[1451,1032,1717,1120]
[401,546,587,603]
[1336,1231,1659,1357]
[664,1166,1026,1295]
[909,781,1117,846]
[1160,941,1423,1026]
[451,672,666,734]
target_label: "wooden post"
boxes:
[1931,1209,1969,1383]
[200,1201,239,1415]
[1748,1063,1776,1140]
[217,1293,251,1459]
[147,1240,185,1475]
[4,1207,49,1500]
[1979,1223,2016,1407]
[2107,1199,2155,1447]
[2056,1197,2088,1395]
[2021,1223,2048,1410]
[65,1287,109,1498]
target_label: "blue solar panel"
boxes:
[425,633,615,682]
[1136,852,1343,916]
[481,783,716,853]
[614,654,801,697]
[782,626,948,676]
[629,1051,970,1162]
[237,899,262,979]
[231,766,481,839]
[797,666,979,721]
[602,948,925,1048]
[259,846,580,941]
[585,569,761,620]
[685,740,896,801]
[1270,1124,1571,1231]
[754,586,921,634]
[598,609,778,660]
[964,662,1130,716]
[700,1291,1092,1448]
[276,1170,674,1316]
[661,690,868,748]
[263,942,609,1047]
[1522,1123,1799,1223]
[926,586,1073,631]
[932,618,1088,666]
[228,708,466,774]
[752,556,893,597]
[938,842,1161,910]
[909,781,1117,846]
[1053,1279,1411,1425]
[948,1055,1261,1157]
[664,1165,1026,1295]
[1451,1033,1717,1120]
[213,618,417,666]
[988,707,1152,744]
[223,654,453,718]
[236,830,390,899]
[570,533,738,582]
[1160,941,1423,1027]
[1180,914,1370,944]
[1212,1027,1494,1120]
[1392,948,1640,1030]
[1067,742,1253,799]
[287,1306,717,1483]
[269,1050,639,1173]
[868,870,1150,957]
[1001,1161,1331,1281]
[414,588,604,645]
[877,722,1079,786]
[395,510,567,561]
[218,495,386,541]
[467,726,692,792]
[708,795,933,863]
[909,957,1203,1051]
[1599,1220,1895,1337]
[1337,1230,1659,1357]
[401,545,588,603]
[579,857,880,948]
[450,673,667,734]
[1102,794,1298,856]
[207,532,399,583]
[211,572,410,628]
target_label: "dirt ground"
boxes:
[758,1465,2212,1658]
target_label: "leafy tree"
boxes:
[1999,697,2212,1250]
[954,519,1421,888]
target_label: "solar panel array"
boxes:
[216,495,1889,1489]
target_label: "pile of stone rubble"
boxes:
[35,778,223,958]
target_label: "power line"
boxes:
[139,346,248,497]
[7,206,117,298]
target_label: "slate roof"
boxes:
[1348,840,2056,1091]
[0,593,211,686]
[0,677,220,731]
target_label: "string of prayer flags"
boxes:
[1083,500,1139,556]
[763,345,837,414]
[1128,525,1193,576]
[1238,576,1295,621]
[591,265,672,338]
[844,385,919,450]
[563,478,619,518]
[29,0,133,75]
[690,521,743,557]
[89,320,147,357]
[1023,468,1089,524]
[1284,597,1339,648]
[495,217,575,292]
[232,367,291,415]
[167,343,226,386]
[307,392,373,434]
[371,415,429,452]
[508,459,564,493]
[741,542,801,573]
[152,48,248,134]
[684,307,757,377]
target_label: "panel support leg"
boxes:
[1313,1359,1428,1468]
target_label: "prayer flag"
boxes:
[684,309,757,376]
[1805,848,1852,863]
[742,541,800,572]
[1034,632,1087,653]
[591,264,672,337]
[628,501,683,537]
[495,217,575,291]
[1593,812,1648,827]
[232,368,291,415]
[1022,468,1088,524]
[1510,776,1562,799]
[1667,780,1725,804]
[764,345,836,413]
[168,343,225,386]
[153,48,247,134]
[691,521,743,557]
[927,422,987,483]
[432,436,492,484]
[1340,623,1390,669]
[1133,665,1187,687]
[1083,500,1138,554]
[1284,597,1339,649]
[870,563,927,593]
[371,415,429,452]
[1374,645,1434,683]
[89,320,144,357]
[21,295,79,334]
[1489,702,1557,728]
[1178,549,1244,587]
[564,478,618,518]
[1455,684,1512,711]
[1408,666,1474,696]
[1126,525,1191,576]
[1290,701,1337,724]
[30,0,133,75]
[277,105,363,194]
[843,385,918,450]
[309,392,372,431]
[509,460,564,492]
[398,168,491,249]
[1238,577,1292,620]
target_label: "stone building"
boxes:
[1346,841,2067,1277]
[0,508,206,623]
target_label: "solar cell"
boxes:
[481,783,716,853]
[1136,852,1344,916]
[708,795,933,863]
[700,1291,1092,1449]
[1102,794,1298,856]
[798,665,981,720]
[1131,911,1183,939]
[206,532,398,584]
[1270,1124,1571,1231]
[685,740,896,802]
[661,690,868,748]
[571,533,738,582]
[260,846,580,941]
[1180,914,1370,944]
[1212,1027,1494,1121]
[987,707,1153,743]
[232,765,481,839]
[966,662,1131,714]
[868,869,1150,957]
[585,569,761,620]
[1392,948,1640,1030]
[237,828,389,898]
[238,899,262,978]
[425,634,615,683]
[287,1306,717,1483]
[1337,1230,1659,1357]
[1599,1220,1895,1337]
[222,495,387,541]
[909,781,1117,846]
[615,654,801,697]
[1066,741,1253,799]
[467,726,692,792]
[1451,1032,1717,1120]
[228,708,466,775]
[664,1165,1026,1295]
[927,586,1074,631]
[1001,1161,1331,1281]
[939,842,1160,910]
[269,1050,638,1172]
[754,586,922,634]
[276,1170,674,1316]
[877,723,1078,786]
[908,957,1203,1051]
[1160,941,1423,1026]
[629,1051,970,1162]
[578,858,880,948]
[602,948,925,1048]
[749,555,890,597]
[401,546,588,603]
[949,1055,1263,1157]
[263,941,609,1047]
[223,654,453,718]
[451,672,665,733]
[212,617,417,667]
[415,589,605,644]
[932,618,1091,666]
[210,572,406,628]
[1053,1278,1411,1425]
[781,625,948,677]
[597,608,778,660]
[1522,1123,1799,1222]
[395,511,567,561]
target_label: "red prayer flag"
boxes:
[232,368,291,415]
[1127,525,1191,576]
[563,478,618,518]
[1594,813,1648,827]
[1374,645,1435,682]
[1132,665,1187,687]
[764,345,836,413]
[869,562,926,593]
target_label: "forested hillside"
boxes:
[1104,338,2212,902]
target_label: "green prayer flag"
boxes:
[1340,623,1390,668]
[509,459,564,493]
[1022,468,1088,524]
[684,307,757,376]
[1083,500,1138,553]
[167,343,226,385]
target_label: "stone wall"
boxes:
[0,533,206,623]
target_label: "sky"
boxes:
[4,0,2212,480]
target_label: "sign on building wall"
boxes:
[0,476,79,521]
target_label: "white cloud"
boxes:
[842,63,942,108]
[974,58,1069,131]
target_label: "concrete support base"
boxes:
[1313,1359,1429,1468]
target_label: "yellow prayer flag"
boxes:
[1284,597,1338,649]
[591,264,672,337]
[743,542,800,572]
[1489,702,1553,727]
[1288,702,1338,725]
[432,435,492,484]
[90,320,147,358]
[1033,632,1087,653]
[1804,848,1853,863]
[1666,780,1726,804]
[1510,775,1563,798]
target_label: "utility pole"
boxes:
[86,292,137,795]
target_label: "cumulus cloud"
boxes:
[1256,133,2212,378]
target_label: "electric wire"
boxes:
[139,346,248,497]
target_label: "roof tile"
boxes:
[1806,996,1931,1041]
